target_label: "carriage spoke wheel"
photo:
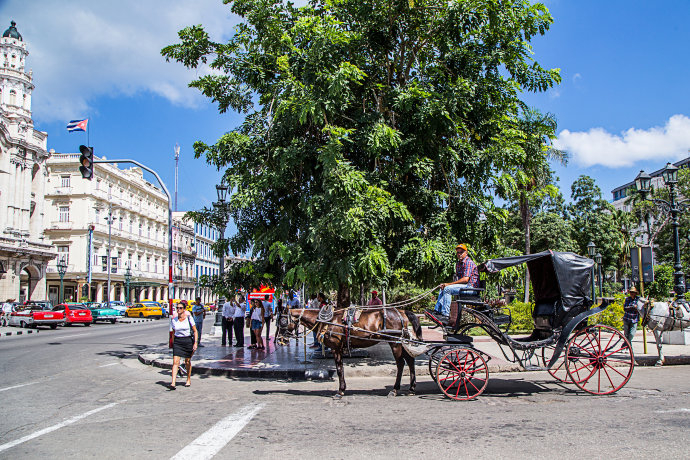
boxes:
[436,348,488,401]
[541,345,572,383]
[428,347,450,383]
[565,324,634,395]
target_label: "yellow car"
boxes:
[125,301,163,319]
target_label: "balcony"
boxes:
[49,221,73,230]
[47,186,73,196]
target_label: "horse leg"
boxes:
[653,329,664,366]
[333,349,346,398]
[402,349,417,395]
[389,344,404,397]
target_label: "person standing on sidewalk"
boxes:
[249,299,265,349]
[623,286,641,344]
[233,295,246,347]
[262,294,273,344]
[191,297,206,347]
[169,304,197,389]
[221,296,235,346]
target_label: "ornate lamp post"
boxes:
[635,163,685,300]
[586,242,597,301]
[125,266,132,304]
[595,252,603,298]
[57,257,67,304]
[213,179,230,327]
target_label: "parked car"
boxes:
[141,299,169,317]
[23,300,53,310]
[125,302,163,319]
[87,303,120,323]
[53,303,93,326]
[8,304,63,329]
[107,301,127,316]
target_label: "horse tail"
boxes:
[404,309,423,341]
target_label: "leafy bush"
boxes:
[387,282,436,312]
[588,293,624,330]
[507,301,534,331]
[646,263,674,301]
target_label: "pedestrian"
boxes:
[2,298,15,325]
[433,243,479,319]
[623,286,641,344]
[274,298,284,344]
[262,294,273,344]
[248,299,265,350]
[221,295,235,346]
[169,303,198,389]
[286,290,300,309]
[191,297,205,347]
[233,295,246,347]
[310,292,328,348]
[367,290,383,306]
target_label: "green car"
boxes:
[86,302,120,324]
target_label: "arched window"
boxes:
[9,89,16,106]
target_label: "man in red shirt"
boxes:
[367,290,383,306]
[433,244,479,317]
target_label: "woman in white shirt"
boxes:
[248,299,265,350]
[169,304,198,388]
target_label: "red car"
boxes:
[53,303,93,326]
[9,304,64,329]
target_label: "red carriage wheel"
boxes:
[436,348,489,401]
[541,345,572,383]
[565,324,635,395]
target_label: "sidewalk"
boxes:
[138,325,690,380]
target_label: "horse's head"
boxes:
[275,308,308,345]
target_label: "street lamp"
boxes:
[57,257,67,304]
[586,242,596,301]
[595,252,603,298]
[213,178,230,327]
[635,163,685,299]
[587,241,596,257]
[124,266,132,304]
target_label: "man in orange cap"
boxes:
[433,244,479,318]
[367,290,383,306]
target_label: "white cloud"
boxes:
[572,72,582,82]
[554,114,690,167]
[0,0,240,121]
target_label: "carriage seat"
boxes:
[533,298,558,330]
[454,280,486,301]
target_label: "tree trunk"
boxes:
[521,191,531,303]
[337,282,350,310]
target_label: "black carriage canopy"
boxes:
[480,250,594,312]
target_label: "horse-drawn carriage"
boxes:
[282,250,635,401]
[423,250,634,400]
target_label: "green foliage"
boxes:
[387,282,436,313]
[588,293,625,330]
[507,300,534,331]
[645,263,674,301]
[163,0,561,305]
[530,212,577,253]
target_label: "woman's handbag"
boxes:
[169,330,174,348]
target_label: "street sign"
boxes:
[631,246,654,283]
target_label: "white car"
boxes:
[105,301,127,316]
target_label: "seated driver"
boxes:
[433,244,479,318]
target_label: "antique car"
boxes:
[53,302,93,326]
[87,303,120,323]
[8,304,63,329]
[125,301,163,319]
[107,301,127,315]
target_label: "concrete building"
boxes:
[0,21,56,302]
[192,220,220,304]
[171,213,195,301]
[611,157,690,212]
[44,155,170,303]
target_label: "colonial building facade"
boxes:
[0,21,56,302]
[171,212,196,301]
[44,155,170,303]
[193,221,220,303]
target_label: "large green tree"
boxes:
[163,0,560,306]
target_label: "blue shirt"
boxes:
[623,296,640,323]
[191,304,205,324]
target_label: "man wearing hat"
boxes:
[622,286,641,344]
[367,290,383,306]
[433,244,479,318]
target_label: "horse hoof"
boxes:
[408,390,416,396]
[387,390,397,398]
[333,393,343,400]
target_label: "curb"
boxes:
[2,329,39,337]
[137,352,336,380]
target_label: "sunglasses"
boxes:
[176,306,185,310]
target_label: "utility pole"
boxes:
[105,192,115,307]
[174,143,180,212]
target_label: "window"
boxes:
[95,179,101,191]
[146,256,150,272]
[137,255,142,270]
[101,256,108,272]
[129,219,133,234]
[111,257,117,274]
[60,175,70,188]
[59,206,69,222]
[139,222,143,236]
[147,226,151,239]
[9,89,15,105]
[119,216,123,231]
[57,246,69,266]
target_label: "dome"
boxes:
[2,21,22,41]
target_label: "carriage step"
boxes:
[446,334,473,344]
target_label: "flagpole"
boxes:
[87,116,90,147]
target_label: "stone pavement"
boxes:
[138,324,690,380]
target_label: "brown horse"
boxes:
[284,307,423,398]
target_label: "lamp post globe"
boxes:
[587,241,596,257]
[57,257,67,304]
[595,252,603,298]
[124,266,132,304]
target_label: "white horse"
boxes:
[638,298,690,366]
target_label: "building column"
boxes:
[95,282,103,302]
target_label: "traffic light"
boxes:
[79,145,94,180]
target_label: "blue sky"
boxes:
[3,0,690,224]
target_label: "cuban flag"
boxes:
[66,118,88,132]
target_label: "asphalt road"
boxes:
[1,318,689,459]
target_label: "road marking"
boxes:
[655,408,690,414]
[98,363,118,368]
[0,402,119,453]
[51,333,95,340]
[170,402,265,460]
[0,381,39,392]
[119,334,147,340]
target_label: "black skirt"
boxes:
[173,335,194,358]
